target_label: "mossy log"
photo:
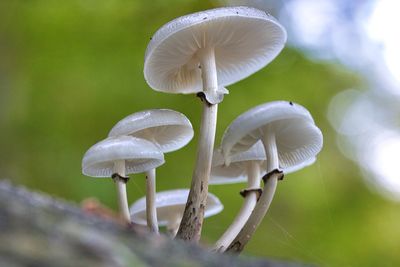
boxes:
[0,181,311,267]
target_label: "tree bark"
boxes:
[0,180,310,267]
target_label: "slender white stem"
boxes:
[177,46,218,242]
[167,213,182,238]
[264,129,279,171]
[113,160,131,224]
[213,161,261,252]
[226,131,280,253]
[146,168,159,234]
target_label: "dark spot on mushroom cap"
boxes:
[203,17,207,20]
[289,101,293,106]
[236,11,239,14]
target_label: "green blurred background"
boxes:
[0,1,399,266]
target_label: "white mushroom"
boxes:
[144,6,286,95]
[211,141,316,252]
[144,6,286,241]
[82,136,164,223]
[222,101,323,252]
[130,189,223,237]
[108,109,193,233]
[211,141,265,252]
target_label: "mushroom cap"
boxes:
[210,141,266,185]
[130,189,223,226]
[144,6,287,94]
[283,157,316,174]
[108,109,194,153]
[82,136,165,177]
[211,142,317,185]
[221,101,323,169]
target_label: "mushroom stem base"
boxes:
[226,170,282,253]
[212,161,261,252]
[146,168,159,234]
[114,178,131,224]
[167,213,182,238]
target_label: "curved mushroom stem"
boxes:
[177,46,218,242]
[167,213,182,238]
[226,131,280,253]
[212,161,261,252]
[146,168,159,234]
[113,160,131,224]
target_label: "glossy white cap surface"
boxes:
[82,136,164,177]
[221,101,323,169]
[108,109,193,153]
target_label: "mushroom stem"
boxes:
[167,213,182,238]
[177,46,218,242]
[213,161,261,252]
[226,131,280,253]
[146,168,159,234]
[113,160,131,224]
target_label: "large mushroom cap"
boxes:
[144,6,287,94]
[108,109,194,153]
[82,136,165,177]
[130,189,223,226]
[221,101,323,169]
[210,141,266,185]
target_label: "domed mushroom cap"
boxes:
[130,189,223,226]
[144,6,287,94]
[108,109,194,153]
[82,136,165,177]
[221,101,323,169]
[210,141,266,185]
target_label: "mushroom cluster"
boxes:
[81,5,323,254]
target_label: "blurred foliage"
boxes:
[0,1,399,267]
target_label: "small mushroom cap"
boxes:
[82,136,165,177]
[108,109,194,153]
[210,141,266,185]
[144,6,286,94]
[211,142,317,185]
[130,189,223,226]
[221,101,323,169]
